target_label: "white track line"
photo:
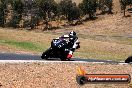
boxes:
[118,63,130,65]
[0,60,130,64]
[0,60,106,64]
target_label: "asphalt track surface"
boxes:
[0,53,121,63]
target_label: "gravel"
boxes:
[0,62,131,88]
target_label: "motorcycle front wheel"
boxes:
[41,48,52,59]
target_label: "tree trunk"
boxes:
[123,9,125,17]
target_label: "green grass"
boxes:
[0,39,46,52]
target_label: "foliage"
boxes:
[0,0,7,27]
[79,0,97,19]
[9,13,21,28]
[0,0,119,29]
[12,0,24,14]
[67,5,81,22]
[6,0,23,28]
[98,0,113,14]
[30,15,40,29]
[59,0,81,23]
[119,0,132,16]
[59,0,73,18]
[36,0,58,30]
[38,0,58,20]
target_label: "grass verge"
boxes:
[0,39,45,52]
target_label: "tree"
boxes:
[38,0,58,30]
[0,0,7,27]
[59,0,73,19]
[59,0,81,23]
[119,0,132,16]
[79,0,97,19]
[10,0,24,28]
[67,4,81,23]
[38,0,58,20]
[98,0,113,14]
[107,0,113,14]
[12,0,24,14]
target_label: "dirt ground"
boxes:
[0,63,132,88]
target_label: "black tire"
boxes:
[125,56,132,63]
[60,57,67,61]
[60,52,68,61]
[60,55,71,61]
[66,58,71,61]
[41,48,52,59]
[76,76,87,85]
[41,53,48,60]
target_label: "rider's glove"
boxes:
[67,54,72,58]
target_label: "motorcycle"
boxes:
[41,38,80,61]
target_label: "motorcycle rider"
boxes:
[57,31,79,59]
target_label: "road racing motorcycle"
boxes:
[41,38,80,61]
